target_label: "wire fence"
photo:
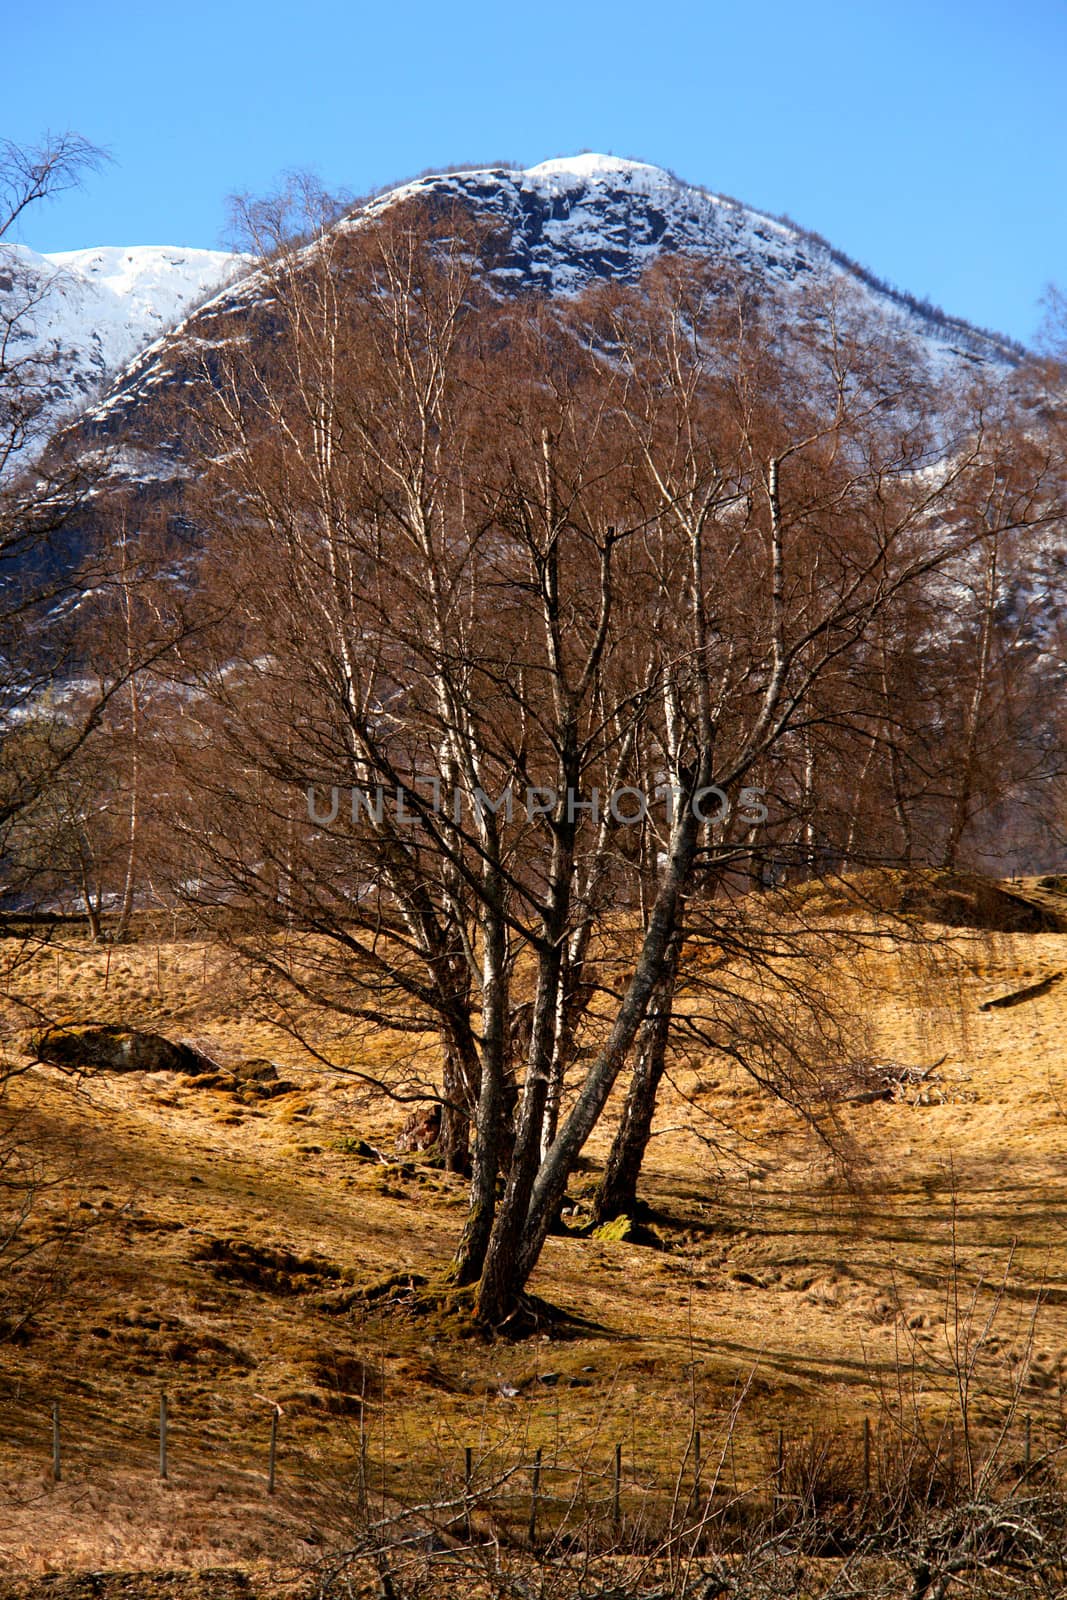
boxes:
[7,1375,1067,1556]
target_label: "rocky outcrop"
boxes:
[31,1026,296,1099]
[33,1023,215,1076]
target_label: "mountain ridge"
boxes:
[5,155,1034,483]
[354,154,1024,362]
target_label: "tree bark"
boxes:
[449,892,508,1284]
[475,756,706,1327]
[438,1037,478,1175]
[941,537,998,871]
[591,927,682,1224]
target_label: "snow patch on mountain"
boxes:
[524,153,668,185]
[0,241,249,444]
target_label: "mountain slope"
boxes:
[364,154,1022,369]
[80,153,1024,453]
[0,241,248,448]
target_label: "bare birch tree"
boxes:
[154,198,1064,1327]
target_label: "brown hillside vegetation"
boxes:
[1,880,1067,1590]
[775,868,1067,934]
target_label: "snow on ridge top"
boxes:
[16,243,248,379]
[522,153,670,183]
[42,244,244,302]
[0,240,249,465]
[44,243,235,265]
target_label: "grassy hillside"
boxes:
[1,884,1067,1589]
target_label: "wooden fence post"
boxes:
[527,1446,542,1546]
[254,1394,282,1495]
[267,1407,278,1494]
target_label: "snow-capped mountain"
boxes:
[0,240,248,446]
[72,154,1023,461]
[364,154,1022,371]
[4,147,1032,494]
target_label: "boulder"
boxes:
[395,1103,441,1154]
[590,1213,663,1249]
[591,1215,636,1244]
[32,1025,301,1103]
[235,1058,279,1083]
[34,1023,214,1076]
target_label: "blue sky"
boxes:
[5,0,1064,345]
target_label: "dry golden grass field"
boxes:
[1,875,1066,1592]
